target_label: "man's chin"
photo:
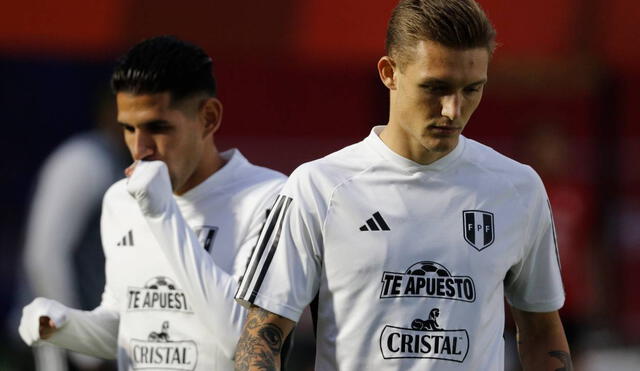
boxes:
[424,137,457,153]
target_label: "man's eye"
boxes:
[122,125,134,133]
[148,125,171,133]
[422,85,447,94]
[464,85,483,93]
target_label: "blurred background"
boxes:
[1,0,639,370]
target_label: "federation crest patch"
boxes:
[462,210,494,251]
[194,225,219,252]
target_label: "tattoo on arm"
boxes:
[548,350,573,371]
[235,307,287,371]
[259,324,283,353]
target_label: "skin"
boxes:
[234,40,572,370]
[39,91,225,340]
[234,306,295,371]
[118,92,224,195]
[512,309,573,371]
[378,39,488,165]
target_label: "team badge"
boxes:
[194,225,218,252]
[462,210,494,251]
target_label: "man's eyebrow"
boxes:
[419,78,487,86]
[117,119,170,128]
[467,79,487,86]
[419,78,449,86]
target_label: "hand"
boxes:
[126,160,173,216]
[19,297,69,345]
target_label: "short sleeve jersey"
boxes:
[236,127,564,371]
[101,149,285,371]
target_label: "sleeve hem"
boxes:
[506,296,565,313]
[236,292,303,323]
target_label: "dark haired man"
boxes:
[235,0,571,370]
[19,36,285,370]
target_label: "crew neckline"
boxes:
[176,148,247,203]
[365,125,466,172]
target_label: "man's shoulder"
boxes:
[103,178,133,206]
[463,138,543,193]
[286,141,374,194]
[231,160,287,202]
[241,161,287,187]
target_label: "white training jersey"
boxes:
[46,149,285,371]
[237,127,565,371]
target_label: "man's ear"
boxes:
[200,97,223,138]
[378,56,398,90]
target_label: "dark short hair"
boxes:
[386,0,496,64]
[111,36,216,102]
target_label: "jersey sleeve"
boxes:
[136,189,252,360]
[236,166,324,322]
[43,301,119,359]
[504,170,565,312]
[232,178,286,283]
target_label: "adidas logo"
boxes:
[117,230,134,246]
[359,212,390,231]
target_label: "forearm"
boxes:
[513,310,572,371]
[234,306,294,371]
[45,306,118,359]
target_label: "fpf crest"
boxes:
[462,210,494,251]
[195,225,219,252]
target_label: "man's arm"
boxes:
[127,161,253,358]
[511,308,572,371]
[19,297,119,359]
[234,305,296,371]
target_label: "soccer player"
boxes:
[19,36,285,370]
[234,0,572,370]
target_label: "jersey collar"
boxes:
[175,148,248,203]
[366,125,466,173]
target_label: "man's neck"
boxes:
[174,147,225,196]
[379,124,456,165]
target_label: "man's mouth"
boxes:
[428,126,460,135]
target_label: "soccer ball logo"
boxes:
[144,276,177,290]
[405,261,451,277]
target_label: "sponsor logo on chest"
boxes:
[130,321,198,370]
[378,261,474,363]
[380,308,469,363]
[127,276,192,313]
[380,261,476,302]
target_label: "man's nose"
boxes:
[441,93,462,121]
[131,131,154,160]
